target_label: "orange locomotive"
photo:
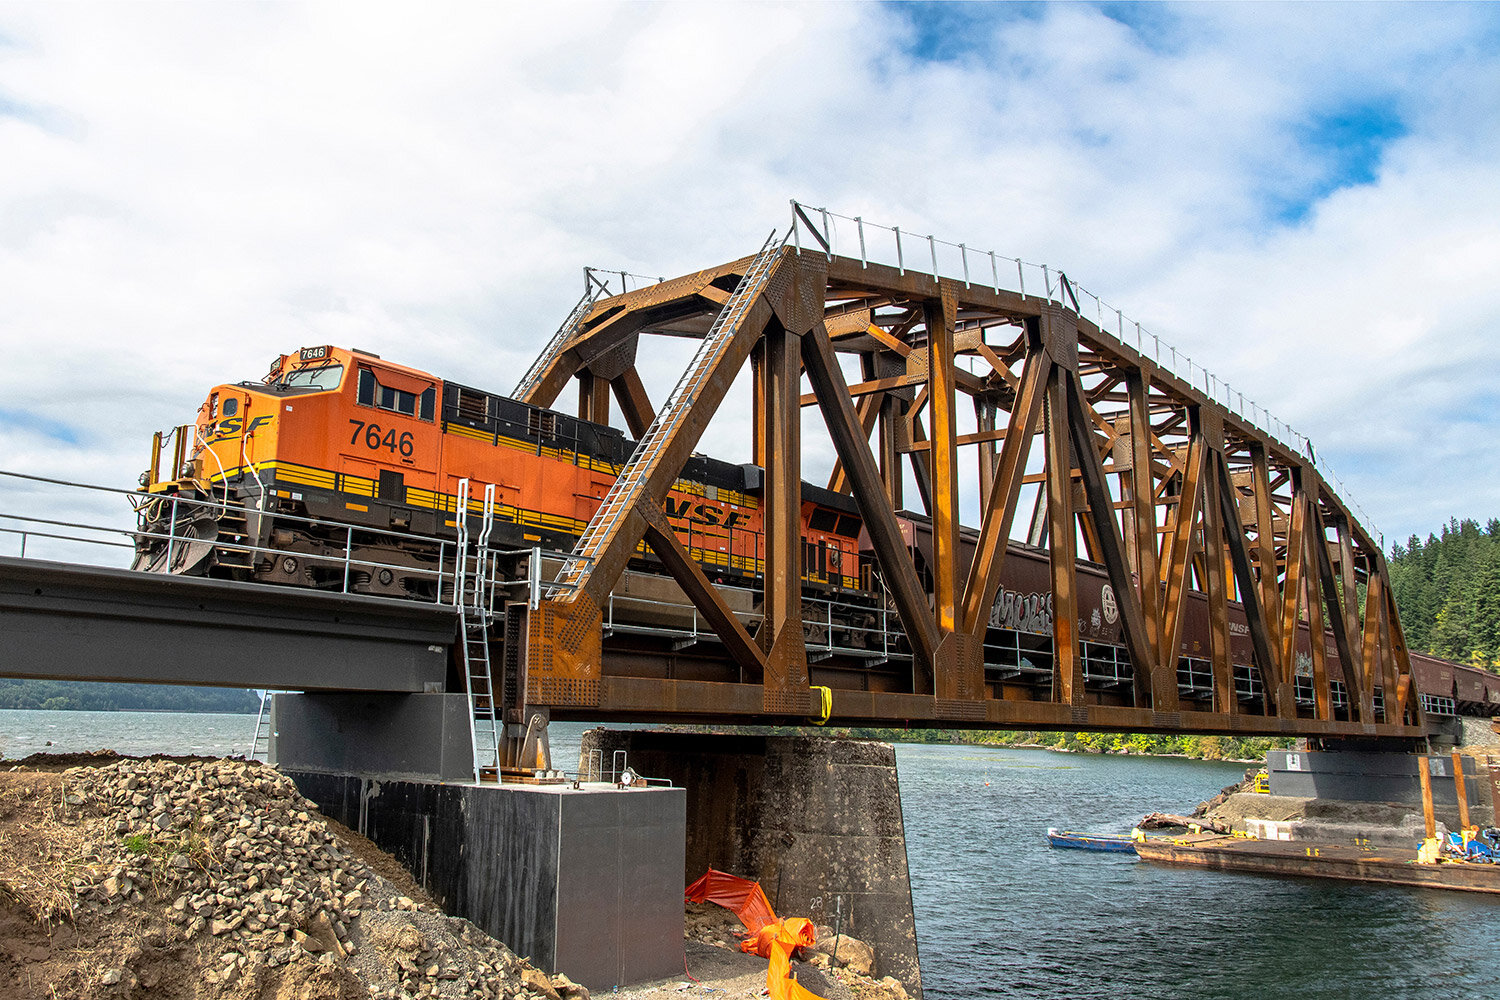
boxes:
[133,345,865,600]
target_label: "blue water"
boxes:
[4,711,1496,997]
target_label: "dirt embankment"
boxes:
[1,753,912,1000]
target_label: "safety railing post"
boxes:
[529,546,542,610]
[342,526,353,594]
[164,496,179,571]
[882,603,888,661]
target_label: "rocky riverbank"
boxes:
[1,753,911,1000]
[0,754,590,999]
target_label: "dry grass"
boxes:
[0,773,112,929]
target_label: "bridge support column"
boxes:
[274,695,687,992]
[580,729,923,999]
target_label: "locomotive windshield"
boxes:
[277,364,344,391]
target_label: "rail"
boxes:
[787,199,1382,549]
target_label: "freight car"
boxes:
[132,344,1391,719]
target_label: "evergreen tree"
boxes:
[1388,515,1500,674]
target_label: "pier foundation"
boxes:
[1267,749,1495,827]
[581,729,923,998]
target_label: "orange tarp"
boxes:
[685,869,828,1000]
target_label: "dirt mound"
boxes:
[0,757,586,1000]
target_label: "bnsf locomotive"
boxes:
[134,344,867,599]
[135,344,1370,714]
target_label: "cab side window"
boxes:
[358,368,436,421]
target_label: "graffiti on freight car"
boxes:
[990,588,1054,635]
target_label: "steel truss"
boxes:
[505,240,1423,740]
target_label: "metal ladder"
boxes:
[512,268,613,401]
[555,232,784,593]
[249,689,275,762]
[455,479,503,783]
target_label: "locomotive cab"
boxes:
[133,345,442,585]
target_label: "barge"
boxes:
[1135,832,1500,894]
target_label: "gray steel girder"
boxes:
[0,556,453,692]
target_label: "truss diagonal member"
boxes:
[959,344,1050,636]
[1212,451,1280,715]
[1382,578,1420,727]
[513,271,612,404]
[1157,432,1206,706]
[554,233,786,605]
[1248,444,1283,664]
[1311,501,1364,718]
[610,367,656,439]
[1360,569,1385,715]
[802,321,940,675]
[1197,437,1235,714]
[826,395,881,494]
[1278,487,1311,700]
[1063,369,1154,708]
[638,504,766,680]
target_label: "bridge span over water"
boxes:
[0,206,1459,779]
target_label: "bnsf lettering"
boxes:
[662,498,746,528]
[206,415,273,442]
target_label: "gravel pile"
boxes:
[70,757,364,980]
[4,757,590,1000]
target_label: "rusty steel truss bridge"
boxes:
[505,204,1422,742]
[0,203,1426,754]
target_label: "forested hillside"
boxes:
[0,680,259,713]
[1389,517,1500,670]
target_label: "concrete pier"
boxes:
[1267,749,1495,826]
[270,696,925,996]
[581,729,924,998]
[284,771,686,990]
[271,694,687,991]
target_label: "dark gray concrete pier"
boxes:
[581,728,924,997]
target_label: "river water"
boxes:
[3,710,1496,997]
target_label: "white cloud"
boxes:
[0,2,1496,552]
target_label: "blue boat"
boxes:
[1046,828,1139,853]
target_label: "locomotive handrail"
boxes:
[0,469,462,606]
[0,468,600,619]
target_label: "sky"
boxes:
[1,1,1498,557]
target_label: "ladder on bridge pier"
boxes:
[249,688,286,763]
[455,479,503,784]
